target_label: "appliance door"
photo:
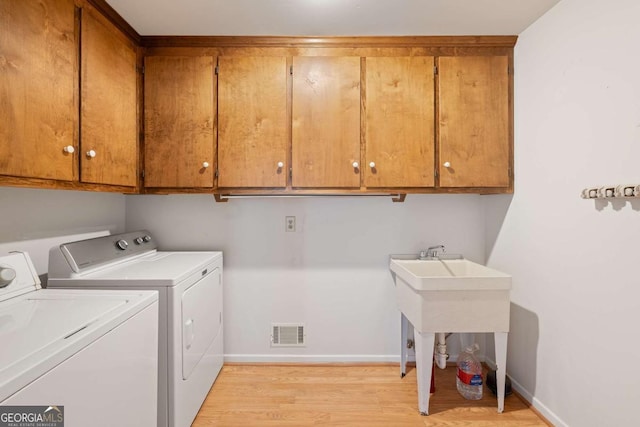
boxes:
[181,267,221,380]
[2,302,158,427]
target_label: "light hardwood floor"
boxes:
[193,364,550,426]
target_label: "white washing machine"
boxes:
[47,231,224,427]
[0,251,158,426]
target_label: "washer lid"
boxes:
[0,297,126,368]
[0,288,158,402]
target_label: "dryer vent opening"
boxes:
[271,324,305,347]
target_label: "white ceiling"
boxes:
[105,0,561,36]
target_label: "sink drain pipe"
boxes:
[435,333,450,369]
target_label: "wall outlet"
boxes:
[285,216,296,232]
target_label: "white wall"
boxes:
[485,0,640,425]
[0,187,126,272]
[126,194,486,362]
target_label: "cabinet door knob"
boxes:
[63,145,75,154]
[277,161,284,168]
[443,161,451,168]
[352,162,359,168]
[369,161,376,168]
[86,150,96,158]
[202,161,210,168]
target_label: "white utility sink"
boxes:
[389,256,512,416]
[390,258,512,292]
[390,258,511,332]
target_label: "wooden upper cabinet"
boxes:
[144,56,215,188]
[0,0,76,181]
[292,57,361,188]
[217,56,288,188]
[80,6,138,187]
[438,56,510,188]
[365,57,435,188]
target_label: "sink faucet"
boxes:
[419,245,445,260]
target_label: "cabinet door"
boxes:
[218,57,288,188]
[438,56,510,188]
[144,56,215,188]
[292,57,361,188]
[0,0,76,181]
[80,6,137,187]
[365,57,435,188]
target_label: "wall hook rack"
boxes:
[581,184,640,199]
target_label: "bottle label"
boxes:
[457,369,483,386]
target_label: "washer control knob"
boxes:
[134,237,144,245]
[143,235,152,243]
[115,239,129,250]
[0,267,17,288]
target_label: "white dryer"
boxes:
[47,231,223,427]
[0,251,158,426]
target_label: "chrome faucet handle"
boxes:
[419,250,428,260]
[426,245,446,258]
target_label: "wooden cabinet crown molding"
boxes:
[82,0,141,44]
[141,35,517,49]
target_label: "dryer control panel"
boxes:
[49,231,158,275]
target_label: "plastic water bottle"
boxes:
[456,343,483,400]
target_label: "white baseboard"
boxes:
[224,354,399,364]
[509,376,567,427]
[484,357,566,427]
[484,356,497,369]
